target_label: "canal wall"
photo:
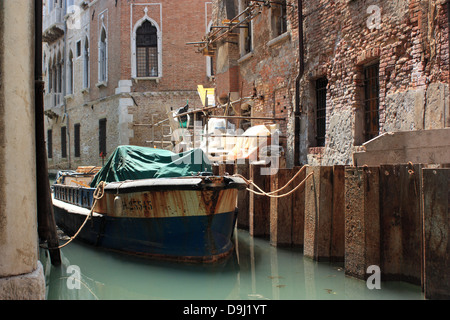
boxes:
[215,162,450,300]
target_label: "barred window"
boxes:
[47,129,53,159]
[316,78,328,147]
[74,123,80,158]
[363,63,380,142]
[99,118,107,157]
[136,21,158,77]
[61,127,67,159]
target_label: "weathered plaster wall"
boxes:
[0,0,45,299]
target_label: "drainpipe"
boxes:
[63,1,71,169]
[35,0,61,265]
[294,0,304,166]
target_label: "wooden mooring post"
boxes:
[236,160,249,230]
[249,163,271,237]
[422,168,450,300]
[269,166,307,247]
[379,164,423,285]
[303,166,345,261]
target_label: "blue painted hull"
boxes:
[53,200,238,262]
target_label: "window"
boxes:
[99,118,107,157]
[67,50,74,95]
[61,127,67,158]
[99,27,107,83]
[136,21,158,77]
[271,0,287,38]
[316,78,328,147]
[47,129,53,159]
[74,123,80,158]
[66,0,74,14]
[206,21,215,78]
[76,40,81,57]
[83,38,89,89]
[363,63,380,142]
[240,0,253,55]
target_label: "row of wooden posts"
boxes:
[213,162,450,300]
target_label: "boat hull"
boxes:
[52,176,246,262]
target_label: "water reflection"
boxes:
[40,229,424,300]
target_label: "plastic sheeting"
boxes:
[90,145,212,187]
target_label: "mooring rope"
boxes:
[233,165,313,199]
[41,181,107,250]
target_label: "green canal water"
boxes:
[39,229,424,300]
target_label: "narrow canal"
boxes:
[39,228,424,300]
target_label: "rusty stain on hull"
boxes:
[94,176,241,219]
[95,189,238,218]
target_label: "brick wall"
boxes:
[46,0,215,169]
[212,0,449,166]
[301,0,449,165]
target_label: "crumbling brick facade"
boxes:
[211,0,450,166]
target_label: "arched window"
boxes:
[136,20,158,77]
[83,37,89,89]
[99,27,107,83]
[68,49,74,94]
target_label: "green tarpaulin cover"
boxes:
[90,145,212,187]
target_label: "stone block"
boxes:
[344,167,380,280]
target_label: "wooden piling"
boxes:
[292,166,306,247]
[422,168,450,300]
[218,162,235,176]
[331,165,345,261]
[303,166,334,261]
[344,167,380,280]
[249,163,271,238]
[379,164,423,285]
[270,168,295,246]
[236,160,249,229]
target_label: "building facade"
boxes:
[208,0,450,167]
[43,0,214,169]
